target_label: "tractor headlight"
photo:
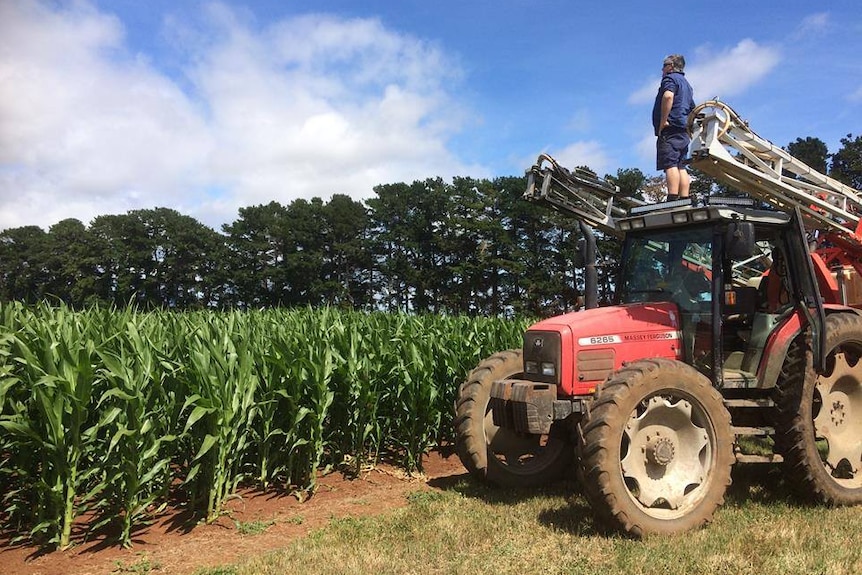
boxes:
[522,330,562,384]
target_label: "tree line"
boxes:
[0,175,621,317]
[2,134,859,316]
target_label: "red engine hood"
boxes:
[528,302,683,396]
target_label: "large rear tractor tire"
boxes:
[774,313,862,504]
[578,359,734,537]
[454,349,572,487]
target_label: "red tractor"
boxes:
[454,101,862,536]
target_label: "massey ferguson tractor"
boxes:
[454,101,862,536]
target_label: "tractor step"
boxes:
[735,453,784,464]
[731,426,774,436]
[723,398,775,408]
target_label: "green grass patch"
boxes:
[234,519,275,536]
[193,468,862,575]
[112,553,161,573]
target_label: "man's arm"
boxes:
[659,90,674,133]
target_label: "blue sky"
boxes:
[1,0,860,231]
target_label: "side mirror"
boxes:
[725,221,756,260]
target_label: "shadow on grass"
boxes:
[725,462,818,507]
[428,475,578,504]
[429,460,823,538]
[535,498,604,537]
[428,473,603,535]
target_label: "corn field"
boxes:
[0,302,529,549]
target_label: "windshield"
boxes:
[617,227,713,309]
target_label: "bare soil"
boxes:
[1,451,468,575]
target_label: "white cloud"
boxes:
[0,0,214,230]
[635,132,657,169]
[849,85,862,103]
[628,39,781,105]
[0,1,474,231]
[796,12,830,38]
[531,141,614,177]
[687,40,781,101]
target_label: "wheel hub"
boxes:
[645,435,676,466]
[620,395,710,510]
[829,399,847,427]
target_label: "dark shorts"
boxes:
[656,130,691,170]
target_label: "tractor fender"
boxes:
[758,305,862,388]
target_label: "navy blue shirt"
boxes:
[652,71,694,135]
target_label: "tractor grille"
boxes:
[577,349,615,382]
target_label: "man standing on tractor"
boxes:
[653,54,695,202]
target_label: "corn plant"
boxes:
[246,309,315,489]
[244,312,288,490]
[94,312,181,546]
[262,309,341,479]
[179,312,259,523]
[291,310,336,490]
[0,303,107,548]
[0,304,24,536]
[324,313,384,476]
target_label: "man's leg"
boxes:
[665,167,680,198]
[675,134,692,198]
[679,167,690,198]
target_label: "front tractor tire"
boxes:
[775,313,862,504]
[454,349,572,487]
[578,359,734,537]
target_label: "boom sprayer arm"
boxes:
[524,153,645,237]
[688,100,862,246]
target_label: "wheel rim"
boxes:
[484,411,568,476]
[619,393,714,518]
[813,350,862,488]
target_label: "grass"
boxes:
[234,519,275,536]
[191,465,862,575]
[112,553,161,573]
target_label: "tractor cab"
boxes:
[614,200,821,390]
